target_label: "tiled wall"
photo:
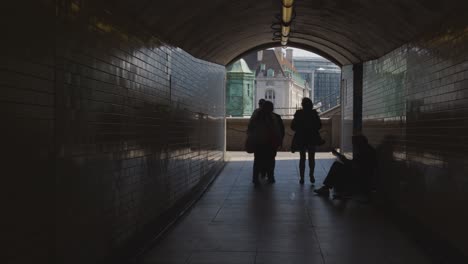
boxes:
[2,2,225,264]
[361,28,468,256]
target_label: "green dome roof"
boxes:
[227,59,253,73]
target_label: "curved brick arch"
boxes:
[105,0,467,65]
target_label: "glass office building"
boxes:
[293,57,341,112]
[314,69,341,112]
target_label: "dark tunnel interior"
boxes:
[1,1,468,263]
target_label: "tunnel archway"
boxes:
[105,0,466,65]
[227,43,344,67]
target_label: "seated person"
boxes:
[314,135,376,198]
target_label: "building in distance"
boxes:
[293,56,341,112]
[225,59,255,117]
[243,48,309,117]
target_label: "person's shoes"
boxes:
[299,178,304,184]
[309,175,315,184]
[260,172,267,179]
[314,186,330,196]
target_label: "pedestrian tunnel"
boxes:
[2,1,468,263]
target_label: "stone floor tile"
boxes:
[139,152,433,264]
[255,252,324,264]
[142,251,192,264]
[188,251,255,264]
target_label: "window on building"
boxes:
[265,89,275,102]
[247,84,250,96]
[267,69,275,77]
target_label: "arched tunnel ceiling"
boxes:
[106,0,467,66]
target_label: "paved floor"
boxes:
[139,152,432,264]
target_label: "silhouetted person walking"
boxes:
[248,98,266,178]
[270,103,285,181]
[315,135,377,198]
[291,98,322,184]
[248,101,282,185]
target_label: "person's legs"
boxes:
[260,162,267,179]
[299,150,306,184]
[253,150,260,184]
[315,161,346,196]
[260,149,268,178]
[267,149,277,183]
[323,161,345,187]
[307,148,316,183]
[253,147,267,184]
[261,148,270,179]
[255,145,270,184]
